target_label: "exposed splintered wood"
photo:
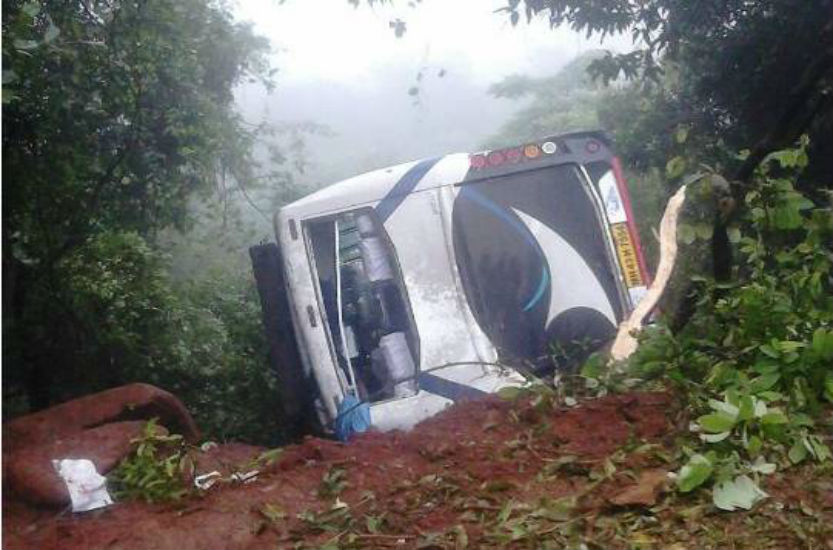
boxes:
[610,185,688,362]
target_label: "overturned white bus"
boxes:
[250,131,651,438]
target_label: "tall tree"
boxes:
[2,0,273,409]
[501,0,833,187]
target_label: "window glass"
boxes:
[452,164,626,370]
[306,209,418,402]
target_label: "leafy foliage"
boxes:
[13,228,288,444]
[619,139,833,507]
[500,0,833,191]
[2,0,295,444]
[171,271,287,444]
[109,419,193,503]
[3,0,272,255]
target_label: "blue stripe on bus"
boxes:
[375,157,442,221]
[418,372,488,402]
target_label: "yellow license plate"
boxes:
[611,223,643,287]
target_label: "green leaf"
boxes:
[750,456,776,474]
[795,196,814,210]
[708,398,739,417]
[736,395,755,421]
[535,496,576,521]
[694,223,713,240]
[497,500,513,525]
[580,352,607,379]
[44,21,61,43]
[13,39,39,51]
[712,475,768,511]
[757,391,783,402]
[761,411,788,425]
[674,126,689,144]
[759,345,779,358]
[750,372,780,393]
[746,435,763,457]
[698,413,736,433]
[666,156,686,179]
[824,373,833,403]
[727,226,741,243]
[701,431,730,443]
[767,148,804,169]
[753,399,768,418]
[772,203,802,229]
[811,328,833,359]
[678,223,696,245]
[365,514,381,533]
[2,87,18,104]
[788,440,808,464]
[22,2,40,17]
[497,386,523,401]
[808,437,832,462]
[677,453,713,492]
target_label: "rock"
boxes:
[609,469,669,507]
[4,383,200,454]
[4,421,167,506]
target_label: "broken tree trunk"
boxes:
[610,184,688,361]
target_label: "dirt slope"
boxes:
[4,392,831,549]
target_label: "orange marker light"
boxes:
[523,144,541,159]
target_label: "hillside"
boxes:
[4,391,831,550]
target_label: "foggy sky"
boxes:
[232,0,630,190]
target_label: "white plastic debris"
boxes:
[230,470,259,484]
[194,469,260,490]
[194,470,222,490]
[52,459,113,512]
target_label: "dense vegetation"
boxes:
[2,0,295,444]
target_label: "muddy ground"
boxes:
[4,391,832,549]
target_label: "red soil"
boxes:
[3,392,675,549]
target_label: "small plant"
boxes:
[297,499,354,534]
[318,466,349,498]
[108,419,193,503]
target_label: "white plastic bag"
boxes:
[52,459,113,512]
